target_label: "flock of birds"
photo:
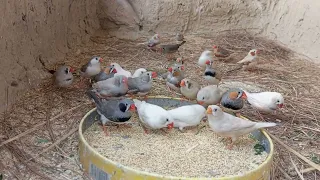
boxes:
[51,33,285,149]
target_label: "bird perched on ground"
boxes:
[160,57,185,79]
[133,99,174,134]
[197,85,224,107]
[198,50,214,68]
[206,105,277,149]
[166,65,185,92]
[180,78,200,100]
[53,65,75,88]
[132,68,147,78]
[80,56,103,78]
[127,71,157,98]
[94,66,117,82]
[203,60,222,86]
[137,34,160,48]
[159,41,186,59]
[92,75,129,97]
[168,104,206,131]
[110,63,132,78]
[213,45,231,58]
[147,34,160,48]
[237,49,260,64]
[167,57,184,68]
[244,91,284,113]
[220,88,247,117]
[86,90,135,136]
[175,32,184,41]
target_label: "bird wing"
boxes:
[97,99,118,118]
[80,62,90,73]
[220,113,256,133]
[237,55,252,64]
[137,102,167,128]
[168,105,205,124]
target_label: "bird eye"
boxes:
[126,103,128,106]
[166,118,169,122]
[95,57,98,60]
[141,71,143,74]
[202,97,205,100]
[277,100,280,102]
[214,108,217,112]
[238,91,241,94]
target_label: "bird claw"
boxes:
[102,126,109,136]
[235,112,241,117]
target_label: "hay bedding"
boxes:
[1,30,320,179]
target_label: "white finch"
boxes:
[237,49,260,64]
[133,99,174,134]
[168,104,206,131]
[206,105,277,149]
[198,50,214,68]
[110,63,132,78]
[244,91,284,113]
[132,68,147,78]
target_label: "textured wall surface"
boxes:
[0,0,100,111]
[98,0,320,61]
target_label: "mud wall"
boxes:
[0,0,100,111]
[98,0,320,61]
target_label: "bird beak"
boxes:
[213,45,217,49]
[197,101,204,105]
[180,66,185,71]
[256,50,261,54]
[241,92,247,99]
[69,68,75,73]
[168,67,173,73]
[151,72,157,78]
[99,58,103,62]
[278,103,284,108]
[167,122,174,129]
[110,67,117,73]
[250,52,256,56]
[129,104,136,111]
[205,60,211,65]
[180,80,185,87]
[206,107,213,114]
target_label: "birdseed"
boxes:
[83,113,268,178]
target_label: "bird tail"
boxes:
[86,90,102,107]
[132,99,142,109]
[48,70,56,74]
[255,122,277,129]
[179,41,186,46]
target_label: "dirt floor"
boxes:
[0,29,319,179]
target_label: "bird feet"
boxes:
[116,123,132,129]
[226,143,234,150]
[141,125,149,134]
[160,128,169,135]
[102,125,109,136]
[235,112,241,117]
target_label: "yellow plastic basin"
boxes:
[79,96,274,180]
